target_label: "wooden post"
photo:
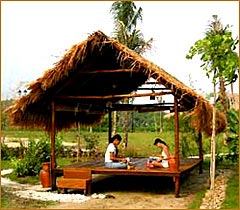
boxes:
[174,94,180,170]
[50,101,57,190]
[198,132,203,174]
[174,176,180,198]
[76,122,81,162]
[108,106,112,144]
[174,92,180,197]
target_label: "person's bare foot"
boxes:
[129,165,135,169]
[127,164,135,169]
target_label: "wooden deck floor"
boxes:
[57,157,202,177]
[55,157,202,197]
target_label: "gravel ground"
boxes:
[1,169,90,203]
[200,169,232,209]
[1,167,231,209]
[0,168,207,209]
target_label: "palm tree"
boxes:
[110,1,153,149]
[111,2,152,54]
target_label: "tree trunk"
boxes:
[123,98,129,150]
[112,111,117,136]
[159,111,163,133]
[154,112,157,133]
[219,77,228,145]
[230,83,235,108]
[76,122,81,162]
[210,83,217,209]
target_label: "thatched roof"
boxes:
[6,31,226,136]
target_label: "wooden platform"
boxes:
[55,157,202,197]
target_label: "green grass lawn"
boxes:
[1,187,58,208]
[2,130,45,140]
[2,130,229,157]
[221,164,239,209]
[188,191,207,209]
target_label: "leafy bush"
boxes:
[225,109,239,162]
[1,143,11,160]
[83,134,99,150]
[11,158,29,177]
[12,137,50,176]
[1,143,27,160]
[179,113,199,157]
[55,134,64,157]
[12,134,63,177]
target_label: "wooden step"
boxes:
[63,168,92,179]
[57,177,91,195]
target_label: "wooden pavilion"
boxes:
[6,31,226,197]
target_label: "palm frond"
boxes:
[110,1,141,33]
[110,1,153,55]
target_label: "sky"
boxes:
[1,1,239,100]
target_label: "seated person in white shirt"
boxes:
[104,134,128,169]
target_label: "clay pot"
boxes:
[168,156,177,171]
[39,162,50,188]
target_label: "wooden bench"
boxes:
[57,168,92,195]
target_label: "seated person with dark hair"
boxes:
[105,134,128,169]
[147,138,170,168]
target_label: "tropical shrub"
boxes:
[12,134,63,177]
[1,142,27,160]
[12,137,50,176]
[83,134,100,150]
[225,109,239,162]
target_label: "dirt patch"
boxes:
[46,168,209,209]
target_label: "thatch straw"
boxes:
[187,99,226,136]
[5,31,226,136]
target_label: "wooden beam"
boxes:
[54,103,190,113]
[198,132,203,160]
[176,92,196,108]
[174,94,180,169]
[137,87,169,90]
[50,101,57,190]
[55,103,176,112]
[174,91,180,197]
[78,69,136,74]
[119,103,189,111]
[113,103,175,112]
[55,91,174,100]
[55,105,105,114]
[174,176,180,198]
[108,104,112,144]
[145,81,160,85]
[198,132,203,174]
